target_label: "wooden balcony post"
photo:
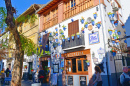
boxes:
[58,1,64,23]
[39,14,44,32]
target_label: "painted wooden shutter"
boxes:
[68,20,79,36]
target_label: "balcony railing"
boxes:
[62,34,85,50]
[43,16,58,30]
[63,0,93,20]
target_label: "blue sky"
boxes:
[0,0,49,15]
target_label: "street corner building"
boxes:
[35,0,129,86]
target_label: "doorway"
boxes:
[28,62,33,80]
[42,61,49,83]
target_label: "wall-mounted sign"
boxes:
[88,25,93,31]
[53,64,59,73]
[68,76,73,85]
[89,32,99,45]
[80,76,87,86]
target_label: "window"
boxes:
[71,0,76,7]
[68,20,79,36]
[42,33,49,51]
[66,57,88,74]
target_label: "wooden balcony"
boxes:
[63,0,93,20]
[43,16,58,30]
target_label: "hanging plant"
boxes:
[24,65,27,69]
[62,25,66,31]
[110,49,117,57]
[55,37,58,42]
[55,27,58,31]
[96,21,101,29]
[84,22,88,28]
[117,30,121,35]
[93,12,98,19]
[122,24,125,29]
[62,38,65,42]
[49,32,52,36]
[107,12,112,18]
[55,32,58,36]
[124,40,127,43]
[114,20,118,27]
[110,20,114,24]
[91,19,95,26]
[31,68,33,72]
[80,17,85,24]
[67,37,70,41]
[112,13,115,17]
[76,32,80,38]
[81,27,85,33]
[86,60,90,66]
[59,29,64,35]
[71,34,75,40]
[108,29,112,35]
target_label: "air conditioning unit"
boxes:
[112,2,119,12]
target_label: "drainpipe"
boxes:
[99,0,110,86]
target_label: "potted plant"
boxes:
[24,65,27,69]
[60,29,64,35]
[71,34,75,40]
[114,29,117,33]
[96,21,101,29]
[76,32,80,38]
[67,36,70,41]
[62,38,65,42]
[45,44,48,48]
[122,24,125,29]
[55,32,58,36]
[93,12,98,19]
[114,20,118,27]
[113,34,117,39]
[110,19,114,24]
[111,49,117,57]
[58,43,60,46]
[86,60,90,66]
[84,22,88,28]
[112,39,115,44]
[80,17,85,24]
[81,27,84,33]
[117,30,121,35]
[49,32,52,36]
[31,68,33,72]
[108,29,113,35]
[124,40,127,43]
[53,32,56,36]
[108,12,112,18]
[91,19,95,26]
[55,27,58,31]
[124,31,126,34]
[55,37,58,42]
[62,25,66,31]
[112,13,115,17]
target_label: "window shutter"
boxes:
[68,20,79,36]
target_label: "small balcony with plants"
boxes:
[62,32,85,50]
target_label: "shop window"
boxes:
[68,20,79,36]
[66,57,88,74]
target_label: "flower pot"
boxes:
[71,19,74,22]
[56,33,58,36]
[55,29,58,31]
[115,29,117,33]
[49,33,52,36]
[58,43,60,46]
[55,39,58,42]
[112,14,115,17]
[45,45,48,48]
[68,38,70,41]
[81,19,84,24]
[97,24,101,29]
[122,25,125,29]
[108,15,111,18]
[111,20,114,24]
[93,14,97,19]
[62,39,65,42]
[92,21,95,26]
[82,30,85,33]
[114,36,117,39]
[77,35,80,38]
[112,40,115,44]
[112,52,116,56]
[116,42,119,45]
[63,27,66,31]
[61,33,64,35]
[124,40,127,43]
[118,32,121,35]
[72,36,74,40]
[108,31,112,35]
[87,62,90,66]
[85,24,88,28]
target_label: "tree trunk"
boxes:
[4,0,24,85]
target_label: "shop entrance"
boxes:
[28,62,33,80]
[42,61,49,83]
